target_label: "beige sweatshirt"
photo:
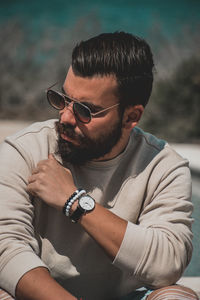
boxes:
[0,120,193,299]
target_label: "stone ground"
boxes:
[0,120,200,297]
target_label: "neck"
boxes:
[94,132,130,162]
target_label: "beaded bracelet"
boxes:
[63,188,86,217]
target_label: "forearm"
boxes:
[75,203,128,260]
[16,267,77,300]
[27,156,127,260]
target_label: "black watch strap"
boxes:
[70,206,85,223]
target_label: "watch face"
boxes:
[79,195,95,212]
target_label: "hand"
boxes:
[27,154,77,210]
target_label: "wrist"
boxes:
[62,188,86,217]
[57,186,77,211]
[70,194,96,223]
[62,189,96,223]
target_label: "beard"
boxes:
[55,117,123,166]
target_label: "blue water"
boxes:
[1,0,200,40]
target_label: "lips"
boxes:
[56,121,81,146]
[60,129,80,146]
[60,132,76,143]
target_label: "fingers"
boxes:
[32,155,59,175]
[48,153,55,160]
[32,167,39,175]
[26,183,37,196]
[27,173,38,194]
[28,174,37,184]
[32,156,55,174]
[31,161,47,175]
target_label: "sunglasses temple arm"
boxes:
[45,81,60,92]
[92,103,120,116]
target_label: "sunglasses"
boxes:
[46,82,120,124]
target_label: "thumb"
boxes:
[48,153,55,160]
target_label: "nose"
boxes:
[59,104,77,126]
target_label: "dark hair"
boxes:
[71,32,154,108]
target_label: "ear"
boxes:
[123,105,144,130]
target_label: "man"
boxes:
[0,32,198,300]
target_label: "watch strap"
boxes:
[70,206,85,223]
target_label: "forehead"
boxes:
[63,67,119,106]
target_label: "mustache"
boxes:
[55,121,83,141]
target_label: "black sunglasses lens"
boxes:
[47,90,65,110]
[73,102,91,123]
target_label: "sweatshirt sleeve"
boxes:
[113,158,193,288]
[0,140,48,296]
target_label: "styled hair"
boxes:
[71,32,154,108]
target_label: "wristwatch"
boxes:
[70,194,95,223]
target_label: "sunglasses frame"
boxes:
[46,82,120,124]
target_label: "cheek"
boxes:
[79,115,118,139]
[77,123,100,139]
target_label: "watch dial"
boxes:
[79,196,95,211]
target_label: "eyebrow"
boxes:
[61,87,104,111]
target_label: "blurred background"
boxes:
[1,0,200,143]
[0,0,199,280]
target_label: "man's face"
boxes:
[56,67,124,166]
